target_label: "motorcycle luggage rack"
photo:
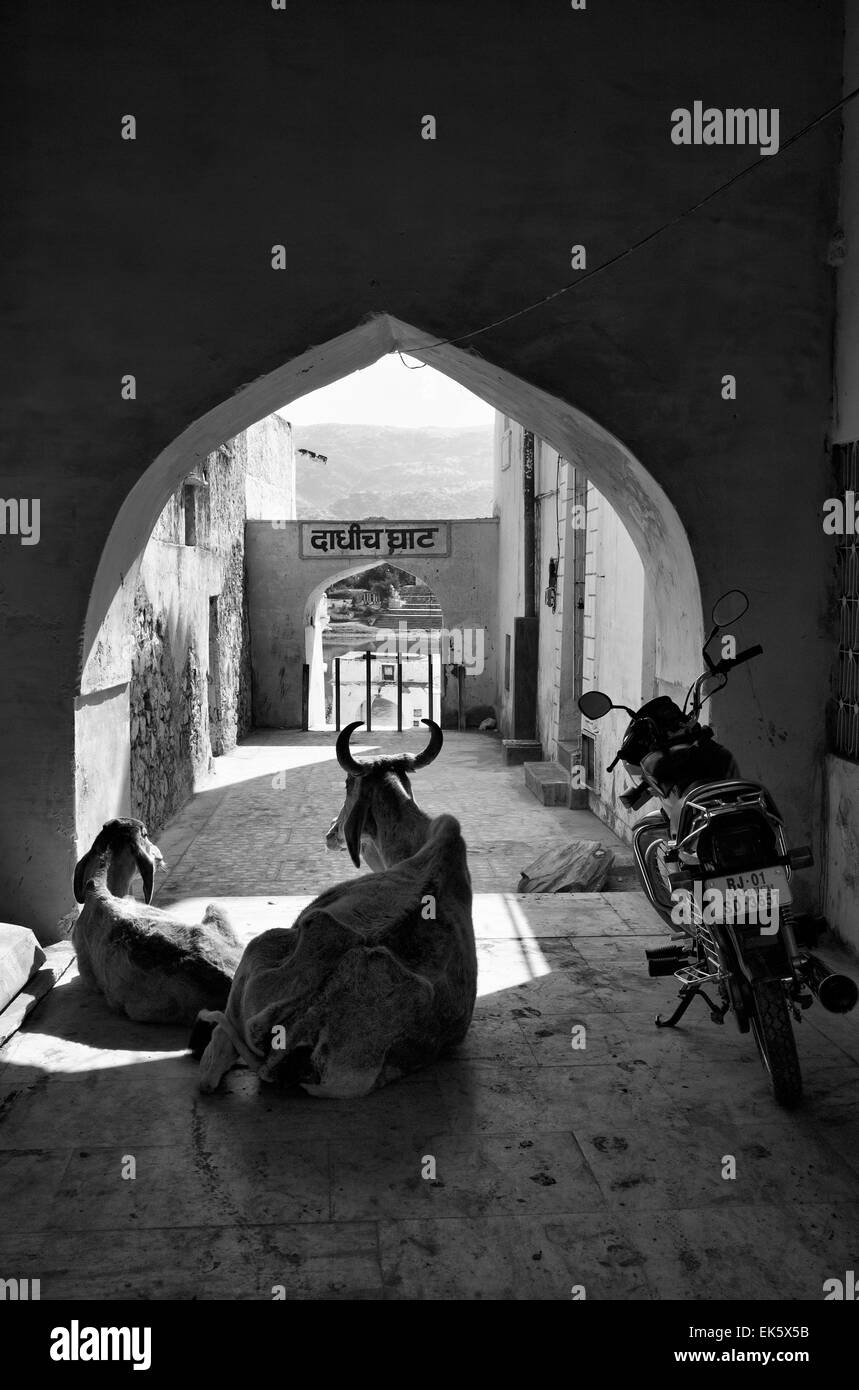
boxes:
[675,963,727,987]
[675,784,788,863]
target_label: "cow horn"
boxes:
[336,722,368,774]
[135,844,158,905]
[411,719,443,769]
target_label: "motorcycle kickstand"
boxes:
[655,984,729,1029]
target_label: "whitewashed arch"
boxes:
[80,313,703,699]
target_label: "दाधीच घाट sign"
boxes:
[299,521,450,558]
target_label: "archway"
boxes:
[77,313,703,851]
[304,562,446,731]
[81,315,702,700]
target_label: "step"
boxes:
[502,739,543,766]
[524,760,569,806]
[557,740,579,772]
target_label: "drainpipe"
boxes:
[511,430,540,742]
[523,430,536,617]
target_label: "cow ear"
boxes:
[73,852,90,904]
[73,828,107,902]
[342,800,367,868]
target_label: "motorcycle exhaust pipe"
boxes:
[800,953,859,1014]
[646,943,691,978]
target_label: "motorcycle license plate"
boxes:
[703,864,792,908]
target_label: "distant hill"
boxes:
[291,422,495,520]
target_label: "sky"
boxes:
[279,353,495,429]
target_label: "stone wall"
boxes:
[129,588,185,833]
[497,421,648,839]
[824,8,859,957]
[127,425,289,836]
[245,415,297,522]
[246,518,499,729]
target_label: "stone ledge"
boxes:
[501,739,542,766]
[0,923,46,1014]
[523,761,569,806]
[0,941,75,1050]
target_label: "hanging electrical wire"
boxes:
[396,82,859,363]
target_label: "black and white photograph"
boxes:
[1,0,858,1347]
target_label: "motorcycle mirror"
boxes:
[578,690,614,720]
[711,588,749,629]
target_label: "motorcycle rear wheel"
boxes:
[749,979,803,1108]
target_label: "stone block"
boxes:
[502,739,542,766]
[0,942,75,1049]
[556,740,579,772]
[523,761,569,806]
[0,923,46,1014]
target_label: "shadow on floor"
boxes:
[2,885,859,1301]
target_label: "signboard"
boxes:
[299,520,450,558]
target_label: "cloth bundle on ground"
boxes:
[195,812,476,1098]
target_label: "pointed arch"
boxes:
[304,560,445,731]
[80,313,702,699]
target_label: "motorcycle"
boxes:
[578,588,858,1108]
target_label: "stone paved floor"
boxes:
[151,728,632,906]
[1,730,858,1300]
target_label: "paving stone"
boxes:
[46,1140,331,1232]
[331,1130,604,1220]
[615,1202,859,1301]
[0,1221,382,1301]
[377,1212,653,1300]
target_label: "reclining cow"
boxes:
[72,818,242,1024]
[194,722,476,1097]
[325,718,443,869]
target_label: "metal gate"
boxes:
[333,650,435,732]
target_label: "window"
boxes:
[182,465,209,546]
[183,485,197,546]
[382,664,395,681]
[581,731,596,788]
